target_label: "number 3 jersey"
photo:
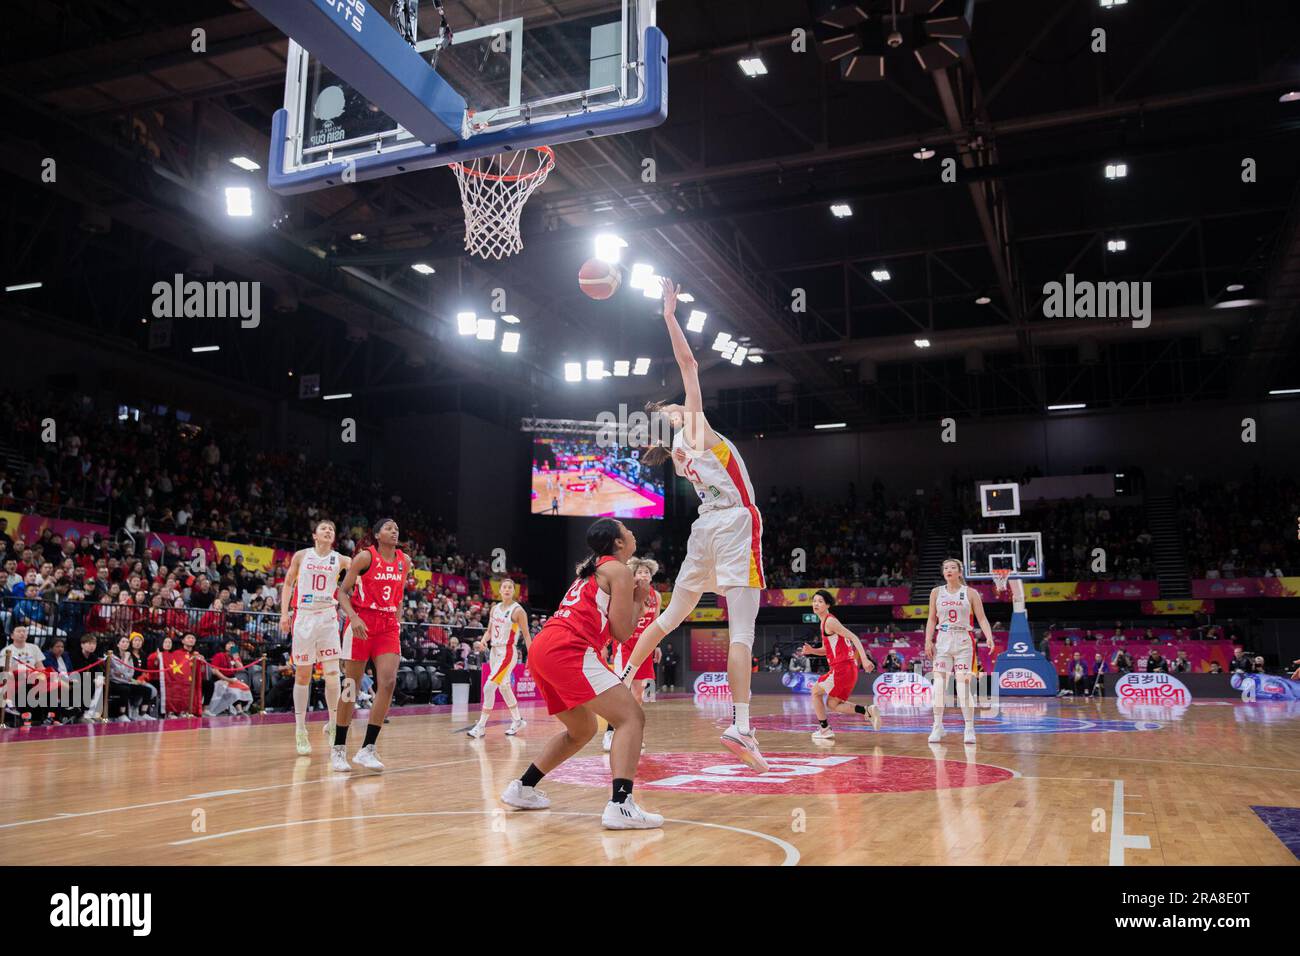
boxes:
[354,546,408,614]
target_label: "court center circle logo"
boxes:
[546,752,1014,795]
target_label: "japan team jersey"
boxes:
[630,589,660,641]
[295,548,342,610]
[935,585,972,634]
[820,614,856,667]
[548,556,615,651]
[354,546,407,613]
[671,429,760,516]
[488,601,523,651]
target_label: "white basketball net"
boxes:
[992,568,1012,594]
[449,146,555,260]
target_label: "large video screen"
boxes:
[531,436,664,519]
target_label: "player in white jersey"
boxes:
[925,558,995,745]
[279,519,349,755]
[620,277,769,772]
[468,577,531,738]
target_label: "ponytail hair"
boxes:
[575,518,623,578]
[941,557,965,581]
[640,400,672,466]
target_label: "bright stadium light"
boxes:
[350,232,366,241]
[815,422,847,430]
[831,203,853,218]
[871,269,891,282]
[1213,298,1266,309]
[613,360,631,376]
[1268,388,1300,396]
[748,354,764,364]
[224,186,253,217]
[677,293,695,303]
[914,338,931,348]
[913,146,936,160]
[629,263,656,291]
[975,296,992,305]
[633,357,651,375]
[712,332,733,352]
[229,156,261,171]
[1107,238,1127,252]
[1099,0,1127,7]
[1281,91,1300,103]
[191,345,220,353]
[411,263,436,275]
[731,347,748,365]
[1104,162,1128,179]
[738,56,768,77]
[686,310,708,332]
[594,233,628,264]
[476,318,496,341]
[1048,403,1087,411]
[5,282,42,292]
[586,359,606,380]
[642,278,664,299]
[457,311,477,335]
[1224,284,1244,293]
[323,393,353,400]
[501,330,520,353]
[564,362,582,382]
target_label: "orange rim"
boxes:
[450,146,555,183]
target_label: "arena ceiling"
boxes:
[3,0,1300,435]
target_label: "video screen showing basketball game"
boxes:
[530,436,664,519]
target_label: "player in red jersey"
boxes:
[802,590,881,742]
[332,518,406,772]
[500,518,662,829]
[602,556,661,752]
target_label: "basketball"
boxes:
[578,258,621,299]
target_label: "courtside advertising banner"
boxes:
[871,671,933,706]
[693,671,731,700]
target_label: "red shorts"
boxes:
[818,663,859,700]
[633,655,656,682]
[342,608,401,661]
[528,625,621,716]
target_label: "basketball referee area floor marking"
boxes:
[1110,779,1152,866]
[164,810,802,865]
[0,756,484,831]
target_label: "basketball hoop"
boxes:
[992,568,1012,595]
[449,145,555,260]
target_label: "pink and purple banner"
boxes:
[478,662,542,703]
[1191,578,1300,599]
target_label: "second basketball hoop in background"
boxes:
[579,258,622,299]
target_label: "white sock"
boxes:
[293,683,310,728]
[733,703,750,734]
[324,674,340,724]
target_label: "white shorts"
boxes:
[292,609,342,666]
[933,630,974,676]
[675,506,765,593]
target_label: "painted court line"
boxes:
[167,810,801,865]
[1109,779,1152,866]
[0,757,481,831]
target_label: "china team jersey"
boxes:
[671,429,760,515]
[295,549,342,611]
[935,585,972,634]
[354,546,408,613]
[548,556,615,651]
[488,601,523,651]
[821,614,856,667]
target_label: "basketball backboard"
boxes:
[961,532,1044,581]
[262,0,665,194]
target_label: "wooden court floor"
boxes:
[2,696,1297,866]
